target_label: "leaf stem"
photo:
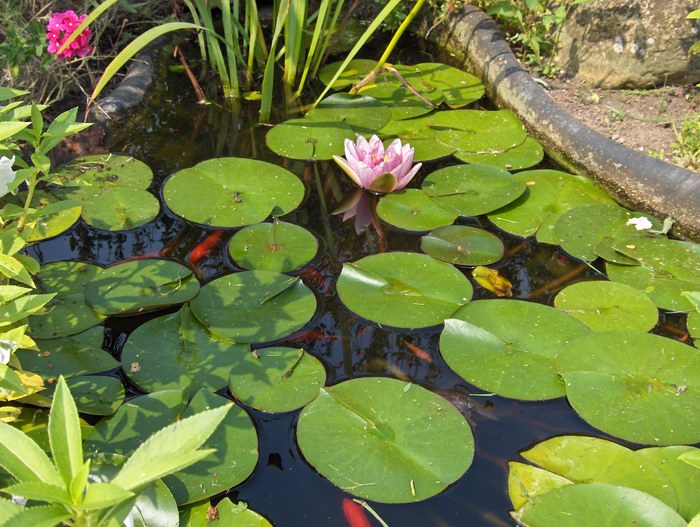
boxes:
[376,0,426,69]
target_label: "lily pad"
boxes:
[163,158,305,227]
[306,93,391,133]
[66,186,160,231]
[606,237,700,311]
[318,59,378,89]
[359,78,444,121]
[554,281,658,332]
[441,300,590,400]
[84,259,200,316]
[508,462,572,510]
[228,347,326,412]
[265,118,354,161]
[208,499,272,526]
[228,220,318,272]
[48,155,153,189]
[488,170,615,244]
[422,164,526,217]
[336,252,473,328]
[16,327,117,380]
[553,204,662,262]
[420,225,504,266]
[27,375,125,415]
[121,306,249,395]
[378,115,456,161]
[296,377,474,503]
[454,136,544,170]
[557,331,700,445]
[427,110,527,153]
[403,62,484,108]
[23,191,82,243]
[514,483,687,527]
[28,261,105,339]
[86,389,259,506]
[689,310,699,343]
[190,271,317,343]
[376,189,457,232]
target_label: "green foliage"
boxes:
[0,377,228,526]
[671,113,700,170]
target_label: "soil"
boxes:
[544,76,699,170]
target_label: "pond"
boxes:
[17,51,700,526]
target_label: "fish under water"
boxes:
[342,498,371,527]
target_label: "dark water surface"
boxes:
[28,62,692,527]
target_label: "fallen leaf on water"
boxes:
[472,266,513,297]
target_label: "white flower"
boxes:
[0,156,16,197]
[626,216,653,231]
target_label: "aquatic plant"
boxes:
[332,135,422,194]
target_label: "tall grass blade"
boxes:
[181,0,208,63]
[219,0,241,97]
[296,0,332,95]
[284,0,306,85]
[311,0,345,78]
[260,0,292,122]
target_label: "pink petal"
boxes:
[395,162,422,190]
[332,155,363,188]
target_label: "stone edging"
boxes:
[426,5,700,239]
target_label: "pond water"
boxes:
[26,55,696,526]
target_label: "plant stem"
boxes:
[376,0,426,69]
[17,168,38,231]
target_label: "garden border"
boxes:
[426,5,700,240]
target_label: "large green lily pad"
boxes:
[557,331,700,445]
[23,191,82,243]
[402,62,484,108]
[454,136,544,170]
[336,252,473,328]
[359,79,444,121]
[606,237,700,311]
[206,499,272,526]
[228,346,326,412]
[28,261,105,339]
[48,155,153,189]
[163,158,305,227]
[441,300,590,400]
[378,116,456,162]
[318,59,378,89]
[514,483,687,527]
[376,189,457,232]
[228,220,318,272]
[25,375,125,416]
[554,281,658,332]
[84,259,200,315]
[296,377,474,503]
[428,110,527,154]
[420,225,504,266]
[422,164,526,217]
[265,118,354,161]
[86,389,259,506]
[489,170,615,244]
[306,93,391,133]
[121,306,249,395]
[190,271,317,343]
[65,186,160,231]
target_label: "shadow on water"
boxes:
[25,57,696,527]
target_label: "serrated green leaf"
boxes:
[49,377,83,487]
[0,420,63,486]
[78,482,134,510]
[2,481,72,506]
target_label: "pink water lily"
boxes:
[332,135,422,194]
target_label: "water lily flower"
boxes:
[626,216,653,231]
[46,11,93,60]
[333,189,379,234]
[0,156,16,198]
[333,135,422,194]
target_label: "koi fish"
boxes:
[403,340,432,362]
[188,230,224,265]
[342,498,371,527]
[299,267,330,292]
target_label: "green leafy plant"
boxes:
[671,113,700,170]
[0,376,230,526]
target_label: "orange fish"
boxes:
[403,340,432,362]
[342,498,371,527]
[188,230,224,265]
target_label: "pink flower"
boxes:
[46,11,93,60]
[332,135,422,194]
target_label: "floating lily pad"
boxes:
[266,118,354,160]
[23,191,82,243]
[454,136,544,170]
[228,347,326,412]
[421,226,504,265]
[228,220,318,272]
[638,446,700,521]
[508,462,572,510]
[318,59,378,89]
[554,281,658,332]
[359,80,444,121]
[553,204,662,262]
[514,484,687,527]
[337,252,473,328]
[84,259,200,316]
[296,377,474,503]
[376,189,457,232]
[520,436,678,509]
[49,155,153,189]
[378,115,456,161]
[441,300,590,400]
[306,93,391,133]
[689,310,699,343]
[606,237,700,311]
[428,110,527,153]
[488,170,615,244]
[422,164,526,217]
[206,498,272,526]
[19,374,124,416]
[121,306,249,394]
[66,186,160,231]
[28,261,105,339]
[16,327,116,380]
[86,389,259,506]
[190,271,317,343]
[403,63,484,108]
[163,158,305,227]
[557,331,700,445]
